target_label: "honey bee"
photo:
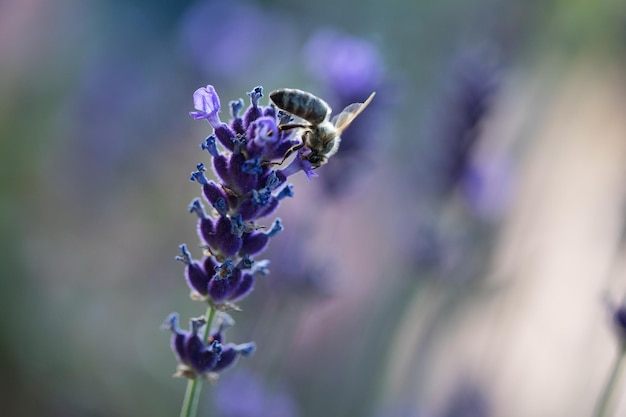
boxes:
[269,88,376,169]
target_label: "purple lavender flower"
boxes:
[190,85,222,127]
[166,85,320,378]
[180,85,315,306]
[163,313,255,378]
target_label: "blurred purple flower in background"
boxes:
[407,223,447,272]
[214,369,300,417]
[403,46,509,279]
[68,46,187,193]
[604,297,626,345]
[263,221,333,297]
[460,149,514,219]
[304,29,385,101]
[179,1,296,82]
[417,46,501,203]
[440,380,490,417]
[613,306,626,343]
[302,29,390,197]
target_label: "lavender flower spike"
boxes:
[166,84,359,391]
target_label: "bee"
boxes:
[269,88,376,169]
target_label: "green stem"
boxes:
[179,304,217,417]
[594,344,626,417]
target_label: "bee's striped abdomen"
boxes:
[270,89,330,126]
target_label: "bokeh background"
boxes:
[2,0,626,416]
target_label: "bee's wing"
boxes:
[331,92,376,133]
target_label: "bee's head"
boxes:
[305,152,327,169]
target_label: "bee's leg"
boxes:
[263,125,308,167]
[280,142,305,163]
[278,123,309,131]
[264,142,305,167]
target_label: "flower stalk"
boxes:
[594,344,626,417]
